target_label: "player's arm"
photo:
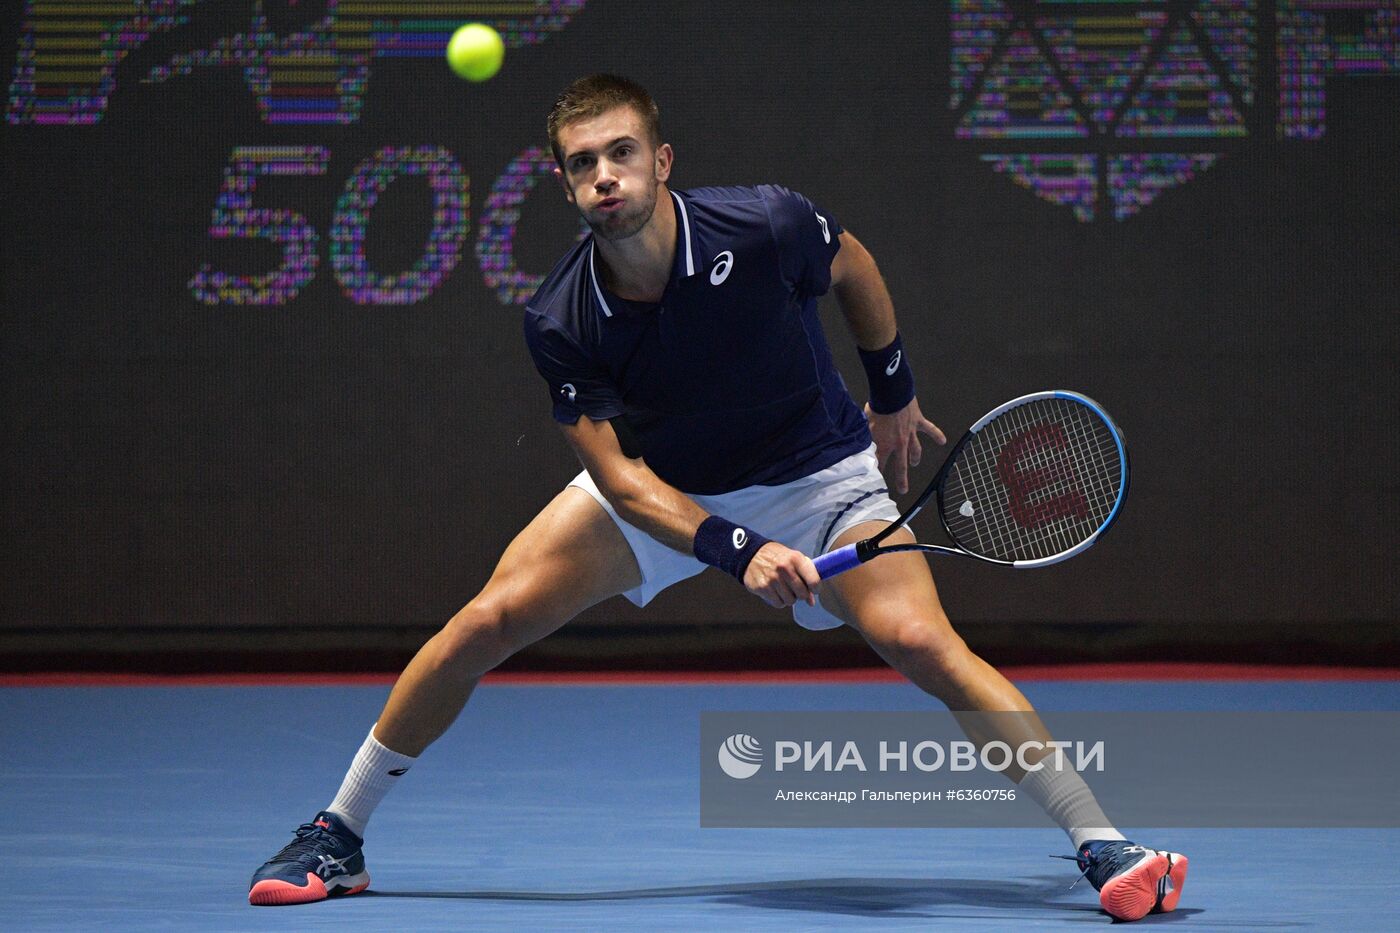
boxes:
[559,415,820,608]
[829,230,946,494]
[830,231,897,351]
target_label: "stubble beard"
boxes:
[584,181,658,242]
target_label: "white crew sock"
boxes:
[1018,760,1127,851]
[326,726,417,838]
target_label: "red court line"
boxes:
[2,662,1398,687]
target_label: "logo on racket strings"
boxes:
[718,733,763,779]
[996,423,1089,529]
[732,528,748,550]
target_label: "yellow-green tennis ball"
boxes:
[446,23,504,82]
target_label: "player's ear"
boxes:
[553,166,576,204]
[653,143,673,183]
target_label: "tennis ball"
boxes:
[446,23,504,82]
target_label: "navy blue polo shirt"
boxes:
[523,184,871,495]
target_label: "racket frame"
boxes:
[816,390,1129,576]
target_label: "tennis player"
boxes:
[249,74,1187,921]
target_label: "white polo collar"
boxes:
[671,190,696,277]
[588,190,697,319]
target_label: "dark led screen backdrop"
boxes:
[3,2,1397,639]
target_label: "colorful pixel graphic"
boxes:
[7,0,586,125]
[1278,1,1400,138]
[476,146,587,307]
[189,145,330,305]
[330,146,470,305]
[952,1,1400,221]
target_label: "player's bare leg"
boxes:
[820,522,1048,758]
[250,487,640,905]
[376,486,641,755]
[821,519,1187,921]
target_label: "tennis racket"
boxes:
[813,390,1128,578]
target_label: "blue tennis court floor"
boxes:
[4,678,1397,931]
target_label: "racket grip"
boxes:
[814,544,864,579]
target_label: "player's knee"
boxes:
[437,594,518,673]
[877,615,971,681]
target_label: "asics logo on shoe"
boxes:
[314,819,331,829]
[388,767,408,776]
[315,855,347,879]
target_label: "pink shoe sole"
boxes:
[249,872,370,906]
[1155,852,1188,913]
[1099,850,1188,921]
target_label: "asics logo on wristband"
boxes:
[694,516,768,581]
[560,383,577,401]
[885,350,902,376]
[816,213,830,243]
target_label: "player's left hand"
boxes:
[865,397,945,495]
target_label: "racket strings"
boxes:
[942,398,1122,562]
[999,399,1118,558]
[995,399,1119,558]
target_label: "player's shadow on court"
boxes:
[371,877,1214,922]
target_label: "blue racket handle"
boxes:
[814,543,865,579]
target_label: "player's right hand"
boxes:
[743,542,821,608]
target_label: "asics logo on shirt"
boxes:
[710,250,734,286]
[732,528,748,550]
[885,351,902,376]
[816,213,830,243]
[560,383,577,401]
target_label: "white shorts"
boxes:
[568,444,902,630]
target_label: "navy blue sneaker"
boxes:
[249,811,370,906]
[1057,839,1188,921]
